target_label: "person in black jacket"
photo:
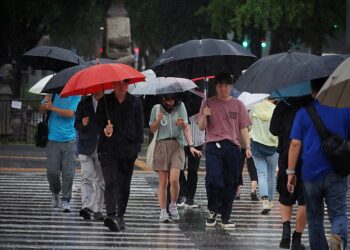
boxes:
[270,96,312,250]
[75,91,105,221]
[96,80,144,232]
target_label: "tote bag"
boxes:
[146,105,160,168]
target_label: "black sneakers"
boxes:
[185,199,199,208]
[206,211,217,227]
[79,207,92,220]
[93,212,104,221]
[117,216,126,231]
[250,191,259,201]
[221,220,236,229]
[104,216,119,232]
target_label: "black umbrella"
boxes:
[41,58,116,93]
[151,38,256,79]
[235,51,344,94]
[22,46,85,72]
[41,64,89,93]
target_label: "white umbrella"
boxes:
[28,74,54,95]
[237,92,269,110]
[129,75,197,95]
[317,58,350,108]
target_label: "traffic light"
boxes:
[242,39,249,48]
[261,39,267,48]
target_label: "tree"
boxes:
[125,0,215,69]
[0,0,109,97]
[232,0,346,55]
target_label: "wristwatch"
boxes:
[189,144,195,148]
[286,169,295,175]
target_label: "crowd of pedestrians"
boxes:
[39,73,349,250]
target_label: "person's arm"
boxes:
[149,105,163,134]
[74,101,86,132]
[135,99,144,145]
[198,106,210,130]
[178,121,202,157]
[287,139,302,192]
[240,127,252,158]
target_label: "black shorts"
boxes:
[276,170,305,206]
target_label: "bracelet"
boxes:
[286,169,295,175]
[245,147,251,150]
[189,144,195,148]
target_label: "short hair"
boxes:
[214,73,233,85]
[311,77,328,93]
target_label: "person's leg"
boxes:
[303,179,328,250]
[266,152,278,202]
[99,153,118,217]
[79,154,95,210]
[246,156,258,200]
[169,168,181,203]
[46,141,62,195]
[325,172,348,249]
[178,170,187,205]
[92,150,105,217]
[279,204,292,248]
[186,145,201,201]
[116,158,135,218]
[158,171,169,209]
[220,142,240,225]
[253,156,268,198]
[61,140,76,202]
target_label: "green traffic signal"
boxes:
[242,41,248,48]
[261,41,267,48]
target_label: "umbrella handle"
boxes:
[104,119,113,137]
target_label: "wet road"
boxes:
[1,171,343,250]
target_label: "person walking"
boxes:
[270,96,312,250]
[198,73,252,229]
[250,99,279,215]
[149,93,201,223]
[288,78,350,250]
[177,113,205,208]
[96,80,144,232]
[39,93,80,212]
[75,91,105,221]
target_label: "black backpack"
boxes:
[306,105,350,177]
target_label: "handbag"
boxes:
[306,105,350,177]
[35,94,55,148]
[146,104,160,168]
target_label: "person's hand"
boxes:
[190,146,202,157]
[42,98,53,111]
[245,148,252,159]
[203,106,211,117]
[156,112,164,123]
[104,120,113,137]
[82,116,89,126]
[287,174,297,193]
[176,117,186,129]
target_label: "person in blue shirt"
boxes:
[39,93,80,213]
[287,78,350,250]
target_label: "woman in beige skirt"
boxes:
[149,93,202,223]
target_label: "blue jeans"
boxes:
[252,152,278,201]
[205,140,240,222]
[303,172,348,249]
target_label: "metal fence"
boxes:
[0,99,42,144]
[0,99,152,146]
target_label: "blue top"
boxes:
[48,94,80,142]
[291,99,350,181]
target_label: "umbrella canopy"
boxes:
[317,57,350,108]
[235,51,342,94]
[60,63,145,97]
[28,74,54,95]
[236,92,269,110]
[129,76,197,95]
[23,46,85,72]
[270,81,311,99]
[151,38,256,79]
[42,64,89,93]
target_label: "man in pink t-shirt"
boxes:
[198,73,251,229]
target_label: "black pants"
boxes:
[99,152,135,217]
[179,145,202,200]
[238,149,258,186]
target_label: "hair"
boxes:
[160,93,181,107]
[214,73,233,85]
[311,77,328,93]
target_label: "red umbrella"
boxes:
[60,63,145,97]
